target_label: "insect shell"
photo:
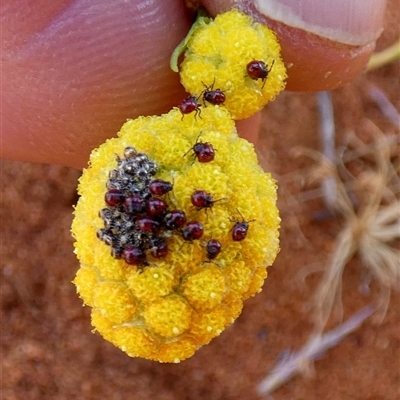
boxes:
[111,246,124,259]
[99,208,113,222]
[97,229,114,246]
[118,152,157,179]
[123,146,137,159]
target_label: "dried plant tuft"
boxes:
[295,122,399,331]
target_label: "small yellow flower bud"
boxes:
[181,265,226,310]
[178,9,287,119]
[142,295,192,337]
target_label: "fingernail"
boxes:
[253,0,386,45]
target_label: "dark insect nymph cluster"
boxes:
[97,143,253,271]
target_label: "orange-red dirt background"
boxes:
[1,4,399,400]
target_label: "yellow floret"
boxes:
[73,267,97,307]
[156,337,199,363]
[179,9,287,119]
[225,261,253,295]
[92,282,137,324]
[126,266,176,302]
[142,295,192,337]
[182,266,226,310]
[242,267,268,299]
[91,309,116,342]
[72,103,280,362]
[113,325,157,359]
[189,307,227,344]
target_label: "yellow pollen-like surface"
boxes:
[179,9,287,119]
[72,105,280,362]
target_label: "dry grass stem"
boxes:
[367,84,400,127]
[367,38,400,71]
[317,91,337,209]
[257,88,398,395]
[294,124,399,331]
[257,305,375,396]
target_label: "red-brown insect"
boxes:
[202,81,226,106]
[163,210,187,230]
[205,239,222,260]
[123,246,147,265]
[178,95,201,119]
[124,194,145,214]
[135,215,160,232]
[246,60,275,88]
[149,238,168,259]
[184,134,215,163]
[105,189,125,207]
[146,197,168,217]
[191,190,225,212]
[149,179,173,196]
[182,221,204,241]
[230,209,256,241]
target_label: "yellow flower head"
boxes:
[72,106,280,362]
[178,9,287,120]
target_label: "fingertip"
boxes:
[2,0,191,168]
[201,0,384,91]
[235,113,262,145]
[264,21,376,91]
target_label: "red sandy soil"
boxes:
[1,4,399,400]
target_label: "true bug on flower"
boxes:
[183,133,215,163]
[191,190,225,212]
[163,210,186,230]
[124,194,145,214]
[149,237,168,259]
[246,60,275,89]
[205,239,222,260]
[146,197,168,217]
[104,189,125,207]
[182,221,204,241]
[122,246,147,266]
[202,80,226,106]
[178,95,201,119]
[149,179,173,196]
[191,190,213,209]
[230,209,256,241]
[135,215,160,233]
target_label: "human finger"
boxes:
[202,0,387,91]
[1,0,191,168]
